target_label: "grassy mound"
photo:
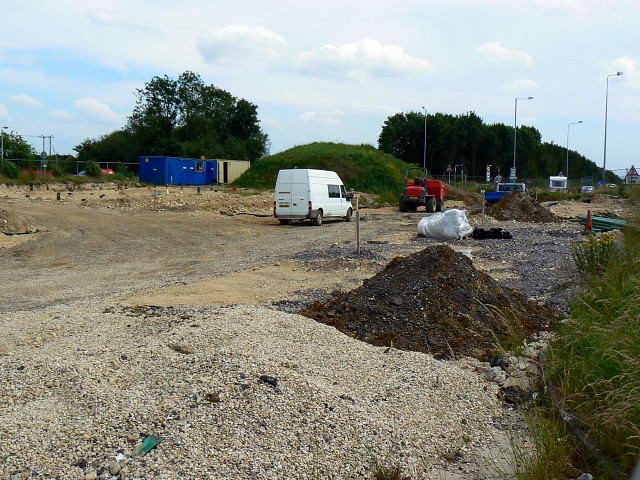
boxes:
[233,142,413,200]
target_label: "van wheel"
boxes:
[313,210,323,226]
[345,208,353,222]
[278,219,290,225]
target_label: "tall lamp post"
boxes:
[421,106,427,170]
[513,96,533,181]
[603,71,623,184]
[566,121,583,182]
[1,126,8,176]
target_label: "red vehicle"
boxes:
[399,167,446,213]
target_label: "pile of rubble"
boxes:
[0,208,36,235]
[302,244,559,361]
[490,191,558,223]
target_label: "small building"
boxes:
[548,175,568,192]
[139,156,250,185]
[625,165,639,185]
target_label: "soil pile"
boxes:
[0,208,36,234]
[302,245,559,361]
[490,191,557,223]
[445,184,484,206]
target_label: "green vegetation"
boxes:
[542,189,640,479]
[74,71,268,166]
[571,232,618,276]
[233,142,411,201]
[505,408,578,480]
[378,111,607,182]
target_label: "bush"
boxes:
[84,160,102,177]
[0,160,19,179]
[571,232,618,276]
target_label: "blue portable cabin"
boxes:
[139,156,218,185]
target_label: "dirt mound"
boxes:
[0,209,36,235]
[490,191,557,223]
[445,184,484,205]
[302,245,559,361]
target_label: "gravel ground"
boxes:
[0,184,632,479]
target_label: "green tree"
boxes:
[127,71,269,161]
[2,132,38,160]
[378,111,426,167]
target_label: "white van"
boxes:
[273,169,353,226]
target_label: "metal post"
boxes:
[422,106,427,170]
[1,126,8,176]
[513,96,533,181]
[603,72,623,185]
[566,121,582,185]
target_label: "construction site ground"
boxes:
[0,182,634,478]
[0,182,632,330]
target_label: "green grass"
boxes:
[0,171,136,186]
[504,406,578,480]
[543,189,640,479]
[232,142,412,198]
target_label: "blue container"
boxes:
[139,156,218,185]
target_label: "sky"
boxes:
[1,0,639,177]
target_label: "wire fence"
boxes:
[2,157,637,188]
[0,158,139,175]
[435,168,635,189]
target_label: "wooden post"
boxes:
[355,193,360,255]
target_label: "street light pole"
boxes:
[566,121,583,182]
[421,106,427,171]
[603,71,623,185]
[1,126,8,176]
[1,126,7,160]
[513,96,533,181]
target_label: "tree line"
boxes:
[378,111,603,181]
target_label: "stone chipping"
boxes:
[1,302,503,480]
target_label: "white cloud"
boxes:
[503,79,539,91]
[606,57,640,88]
[48,110,75,122]
[534,0,585,13]
[475,41,534,66]
[352,102,401,118]
[85,10,136,28]
[294,38,433,82]
[197,25,288,62]
[0,104,9,121]
[300,109,346,125]
[73,98,121,124]
[10,94,44,108]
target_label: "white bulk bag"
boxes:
[417,209,473,240]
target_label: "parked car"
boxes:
[581,186,594,194]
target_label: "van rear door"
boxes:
[275,170,294,216]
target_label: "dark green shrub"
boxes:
[84,160,101,177]
[0,160,19,179]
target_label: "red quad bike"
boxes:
[399,167,447,213]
